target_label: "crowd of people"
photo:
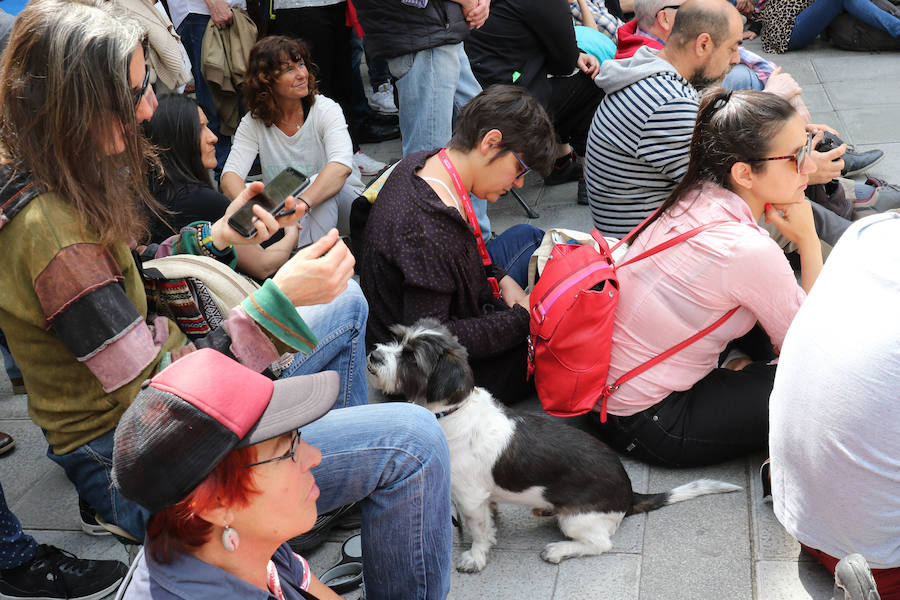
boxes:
[0,0,896,599]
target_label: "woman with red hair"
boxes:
[112,349,343,599]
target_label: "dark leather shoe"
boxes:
[577,177,589,205]
[354,119,401,144]
[0,431,15,456]
[367,112,399,127]
[842,148,884,177]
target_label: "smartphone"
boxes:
[227,167,310,238]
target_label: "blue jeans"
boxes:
[722,63,765,91]
[789,0,900,49]
[177,13,232,171]
[45,282,370,540]
[0,328,21,381]
[280,280,369,409]
[304,403,452,600]
[0,481,37,570]
[487,224,544,289]
[386,42,481,158]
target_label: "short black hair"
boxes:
[449,85,557,176]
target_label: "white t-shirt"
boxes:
[167,0,247,31]
[769,213,900,569]
[223,94,363,193]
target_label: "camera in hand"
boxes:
[227,167,310,238]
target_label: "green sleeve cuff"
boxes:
[241,279,318,354]
[174,221,238,270]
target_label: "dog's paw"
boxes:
[540,541,578,564]
[457,550,488,573]
[532,508,555,517]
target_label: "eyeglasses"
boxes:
[132,66,150,107]
[657,4,681,14]
[243,431,300,468]
[513,152,531,180]
[748,132,813,173]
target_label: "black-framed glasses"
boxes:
[657,4,681,14]
[243,431,300,468]
[132,66,150,107]
[748,132,813,173]
[513,152,531,180]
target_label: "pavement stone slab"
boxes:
[812,53,900,83]
[13,467,81,531]
[553,552,641,600]
[0,419,58,505]
[755,559,835,600]
[839,107,900,146]
[447,548,558,600]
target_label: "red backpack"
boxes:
[527,222,737,421]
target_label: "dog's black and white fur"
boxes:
[367,319,742,572]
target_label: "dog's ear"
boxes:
[426,347,474,406]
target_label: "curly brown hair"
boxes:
[243,36,318,127]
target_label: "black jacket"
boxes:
[353,0,471,60]
[464,0,580,107]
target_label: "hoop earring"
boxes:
[222,523,240,552]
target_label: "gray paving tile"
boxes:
[746,453,808,562]
[13,467,81,531]
[447,548,557,600]
[755,559,834,600]
[839,107,900,146]
[0,419,58,505]
[825,78,900,111]
[765,56,821,86]
[0,391,28,418]
[640,461,752,599]
[796,83,832,114]
[854,142,900,183]
[553,552,641,600]
[812,53,900,83]
[642,554,752,600]
[808,111,849,139]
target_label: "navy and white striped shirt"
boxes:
[584,48,699,237]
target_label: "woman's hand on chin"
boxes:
[764,199,817,249]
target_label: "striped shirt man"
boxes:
[584,46,699,237]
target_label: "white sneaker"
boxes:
[353,151,387,177]
[369,82,398,115]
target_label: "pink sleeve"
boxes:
[724,235,806,349]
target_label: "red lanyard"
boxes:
[437,149,501,299]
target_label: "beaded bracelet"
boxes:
[199,222,233,258]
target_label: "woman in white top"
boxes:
[221,36,363,247]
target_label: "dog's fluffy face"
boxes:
[367,319,474,408]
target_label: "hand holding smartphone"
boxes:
[227,167,311,238]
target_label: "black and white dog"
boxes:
[367,319,741,573]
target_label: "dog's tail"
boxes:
[626,478,742,515]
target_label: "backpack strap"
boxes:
[597,306,738,422]
[596,219,737,422]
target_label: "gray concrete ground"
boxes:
[1,36,898,600]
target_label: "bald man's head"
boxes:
[668,0,740,48]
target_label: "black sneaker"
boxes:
[0,544,127,600]
[78,498,110,537]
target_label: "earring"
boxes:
[221,523,240,552]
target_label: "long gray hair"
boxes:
[0,0,159,245]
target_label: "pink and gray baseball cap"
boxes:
[112,348,338,514]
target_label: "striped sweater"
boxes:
[584,46,699,237]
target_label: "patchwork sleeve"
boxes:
[34,243,165,393]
